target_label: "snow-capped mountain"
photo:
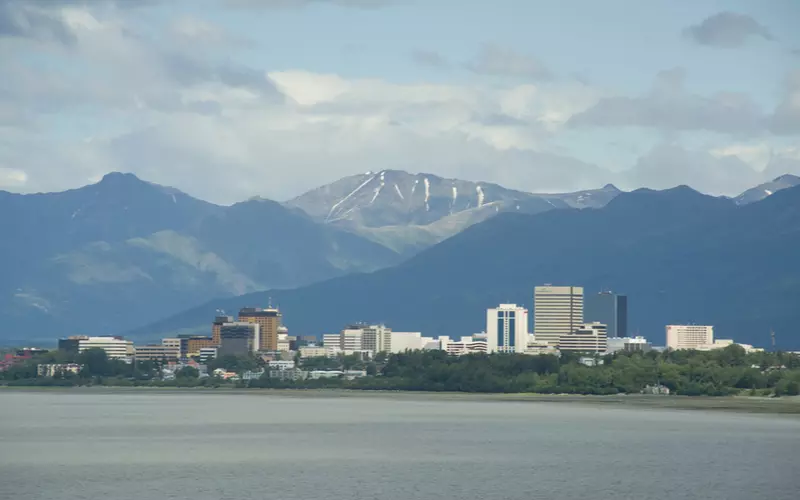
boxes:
[285,170,621,253]
[734,174,800,205]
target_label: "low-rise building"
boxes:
[198,347,218,362]
[298,345,327,358]
[524,342,560,356]
[241,370,266,381]
[58,336,133,359]
[162,338,181,350]
[696,339,764,353]
[558,323,608,354]
[607,336,652,354]
[37,363,83,377]
[269,368,308,381]
[134,344,180,361]
[178,335,217,358]
[308,370,343,379]
[440,336,488,356]
[268,360,295,370]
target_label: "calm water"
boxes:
[1,391,798,500]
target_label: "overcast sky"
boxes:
[1,0,799,204]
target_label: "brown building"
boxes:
[178,335,217,357]
[212,316,233,346]
[238,307,281,352]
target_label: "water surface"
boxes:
[1,391,798,500]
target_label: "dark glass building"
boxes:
[584,292,628,338]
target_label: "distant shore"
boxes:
[4,386,800,415]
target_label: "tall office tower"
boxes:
[585,291,628,338]
[219,322,261,356]
[212,315,233,346]
[665,325,714,350]
[534,285,584,346]
[486,304,529,354]
[238,307,281,352]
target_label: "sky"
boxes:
[0,0,799,204]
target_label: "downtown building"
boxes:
[237,307,281,352]
[558,322,608,354]
[585,291,628,338]
[134,344,180,361]
[486,304,529,354]
[665,325,714,350]
[219,322,261,356]
[323,324,392,356]
[534,286,584,346]
[58,336,133,359]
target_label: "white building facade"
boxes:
[666,325,714,350]
[486,304,529,354]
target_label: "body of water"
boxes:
[1,391,798,500]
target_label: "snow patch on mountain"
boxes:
[326,173,376,221]
[370,172,385,204]
[394,184,404,200]
[476,185,484,208]
[423,177,431,212]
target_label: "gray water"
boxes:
[1,391,798,500]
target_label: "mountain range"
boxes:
[132,178,800,349]
[0,173,399,344]
[2,171,799,347]
[287,170,621,254]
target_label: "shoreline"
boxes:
[3,386,800,415]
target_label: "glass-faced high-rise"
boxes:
[584,291,628,338]
[486,304,529,353]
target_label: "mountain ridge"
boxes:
[127,183,800,349]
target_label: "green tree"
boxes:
[176,366,199,378]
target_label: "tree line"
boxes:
[3,345,800,396]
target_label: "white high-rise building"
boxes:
[534,285,584,346]
[666,325,714,350]
[360,325,391,354]
[486,304,529,353]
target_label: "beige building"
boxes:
[298,346,327,358]
[238,307,281,352]
[360,325,391,354]
[558,322,608,353]
[666,325,714,350]
[162,338,180,350]
[134,344,180,361]
[534,286,584,346]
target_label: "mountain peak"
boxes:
[735,174,800,205]
[98,172,143,184]
[772,173,800,183]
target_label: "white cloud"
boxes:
[1,1,798,206]
[0,167,28,188]
[621,143,761,195]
